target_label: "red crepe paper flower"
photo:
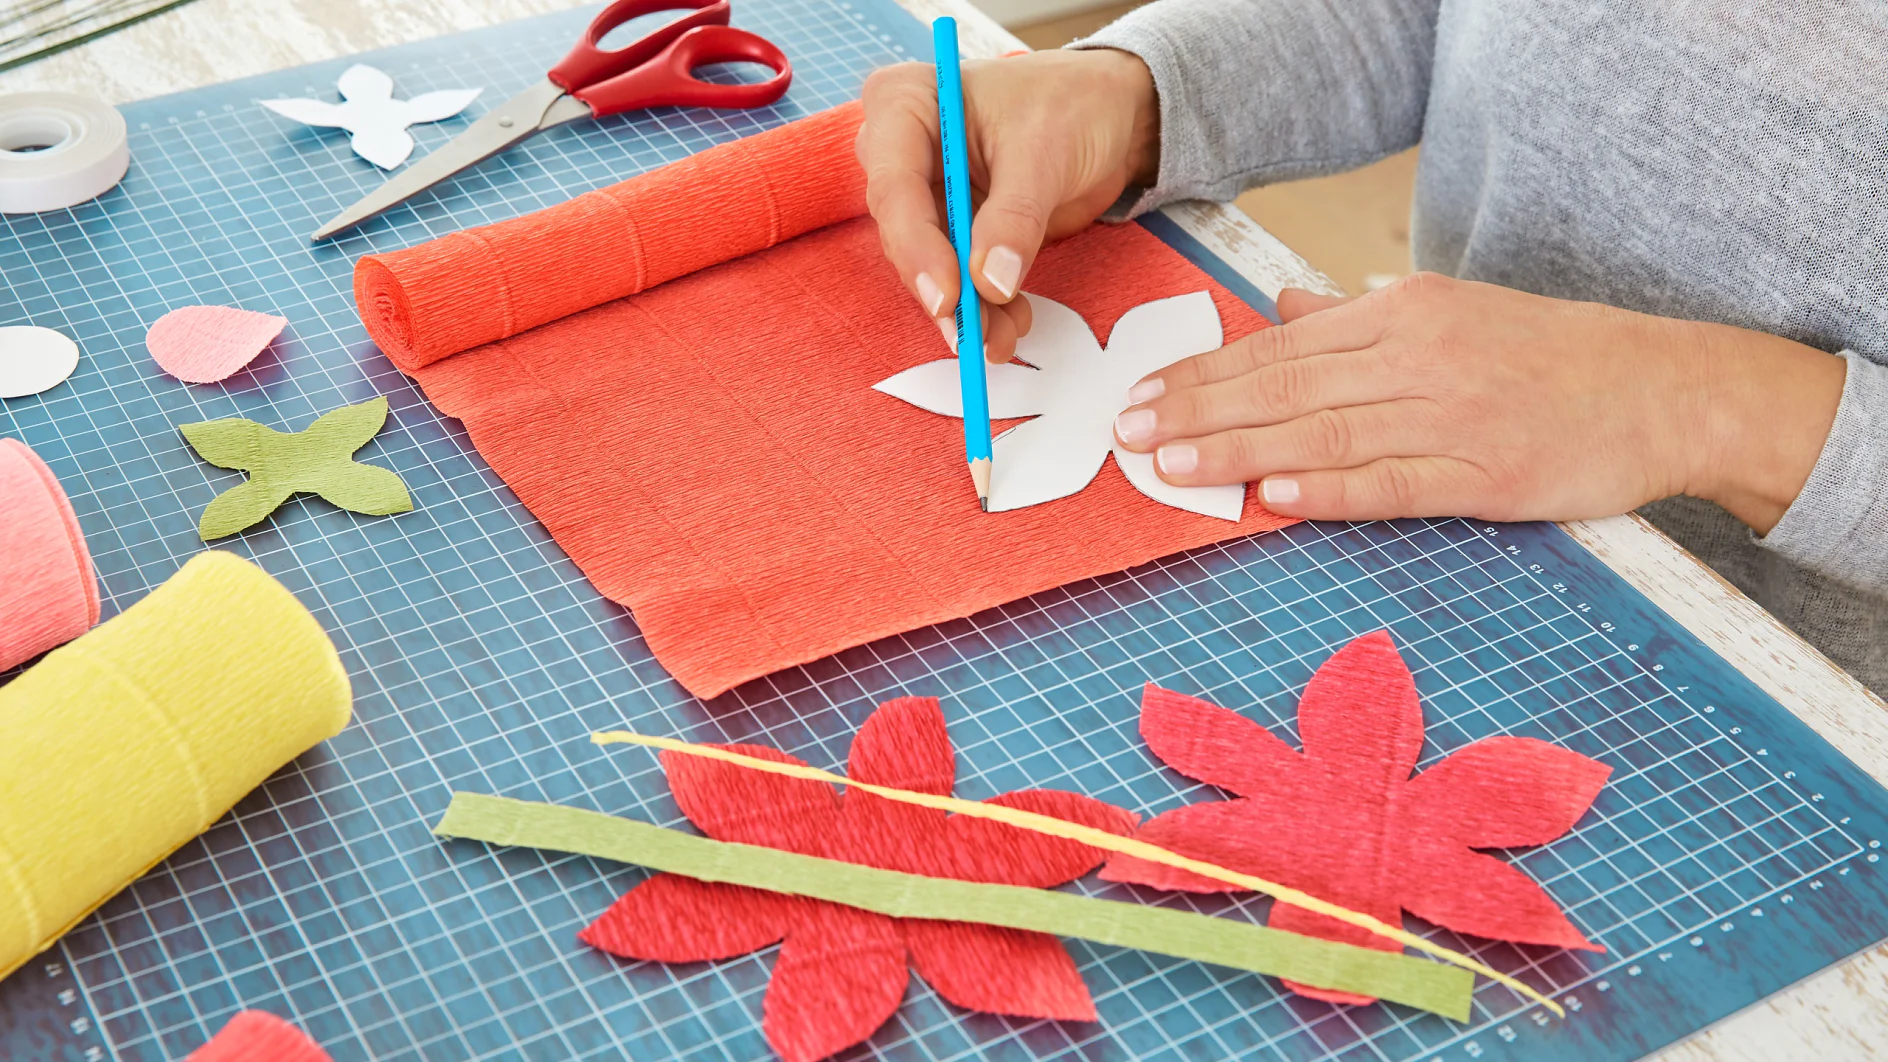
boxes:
[582,696,1138,1062]
[1100,631,1610,1006]
[186,1011,333,1062]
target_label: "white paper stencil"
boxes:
[261,65,481,169]
[875,291,1243,519]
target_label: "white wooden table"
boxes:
[5,0,1887,1057]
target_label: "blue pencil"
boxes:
[932,17,992,511]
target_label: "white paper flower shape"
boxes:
[261,64,481,169]
[874,291,1244,520]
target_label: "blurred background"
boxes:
[0,0,1416,296]
[1005,0,1417,297]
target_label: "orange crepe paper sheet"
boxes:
[356,105,1292,698]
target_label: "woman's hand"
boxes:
[1113,274,1846,533]
[857,48,1159,362]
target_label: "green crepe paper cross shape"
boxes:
[180,396,412,541]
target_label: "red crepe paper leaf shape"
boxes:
[186,1010,333,1062]
[956,790,1134,887]
[1101,631,1610,1007]
[146,305,287,384]
[581,696,1138,1062]
[667,741,840,850]
[903,918,1095,1020]
[768,905,908,1062]
[851,694,955,795]
[579,875,792,962]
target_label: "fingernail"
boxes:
[916,271,946,317]
[1262,477,1300,505]
[935,316,957,353]
[983,246,1022,299]
[1156,444,1198,476]
[1127,378,1165,404]
[1114,408,1157,445]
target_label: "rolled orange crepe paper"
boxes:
[355,101,868,372]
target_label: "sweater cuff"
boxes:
[1758,351,1888,592]
[1069,21,1212,218]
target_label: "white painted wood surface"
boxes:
[4,0,1886,1058]
[969,0,1119,28]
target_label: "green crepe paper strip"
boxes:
[180,396,413,540]
[435,793,1475,1020]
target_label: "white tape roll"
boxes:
[0,92,128,214]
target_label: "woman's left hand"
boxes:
[1112,273,1845,533]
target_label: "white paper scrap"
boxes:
[261,64,481,169]
[874,291,1243,519]
[0,325,80,399]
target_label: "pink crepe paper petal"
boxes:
[147,305,288,384]
[0,438,99,671]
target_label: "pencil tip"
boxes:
[968,456,993,512]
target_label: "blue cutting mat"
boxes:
[4,3,1888,1060]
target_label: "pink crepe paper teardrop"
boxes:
[146,305,288,384]
[0,438,100,671]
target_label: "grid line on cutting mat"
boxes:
[0,2,1881,1061]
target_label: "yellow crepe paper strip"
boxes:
[594,729,1564,1017]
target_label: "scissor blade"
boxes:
[311,80,574,242]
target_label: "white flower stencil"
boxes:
[261,64,482,169]
[874,291,1244,520]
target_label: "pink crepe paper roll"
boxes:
[0,438,100,671]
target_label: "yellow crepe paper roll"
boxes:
[0,550,351,980]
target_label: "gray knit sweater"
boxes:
[1077,0,1888,693]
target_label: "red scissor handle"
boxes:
[548,0,733,94]
[572,24,793,116]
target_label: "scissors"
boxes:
[312,0,792,240]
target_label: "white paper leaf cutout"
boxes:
[336,64,394,103]
[349,127,417,171]
[872,359,1049,419]
[404,88,485,124]
[259,98,345,128]
[874,291,1244,520]
[261,64,482,169]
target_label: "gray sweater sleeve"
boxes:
[1760,352,1888,593]
[1070,0,1440,216]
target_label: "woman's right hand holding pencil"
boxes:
[857,48,1160,363]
